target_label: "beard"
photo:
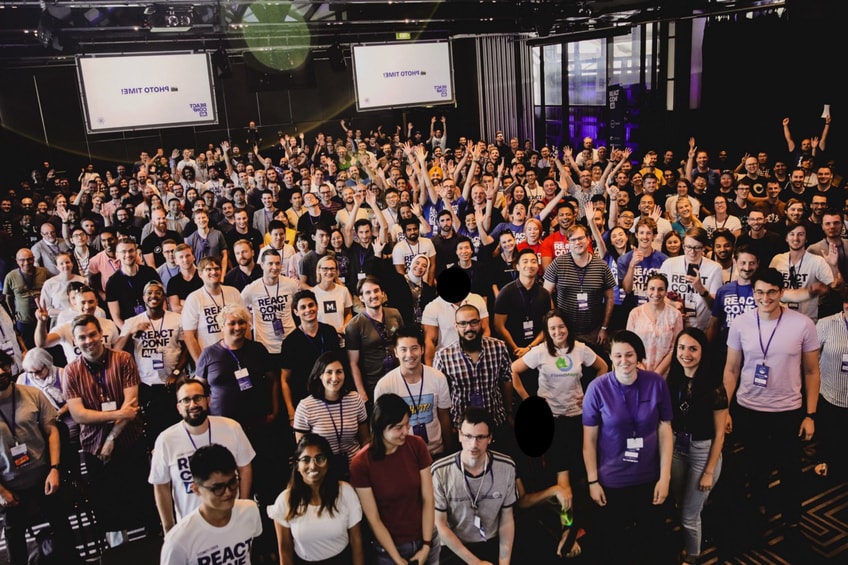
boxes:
[183,408,208,427]
[0,373,11,391]
[460,333,483,351]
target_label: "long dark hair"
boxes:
[667,327,719,398]
[542,309,575,357]
[369,393,411,461]
[286,433,340,520]
[307,351,353,400]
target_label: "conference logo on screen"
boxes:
[190,103,208,117]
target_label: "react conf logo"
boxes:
[120,85,180,95]
[190,103,208,117]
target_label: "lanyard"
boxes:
[84,353,111,402]
[614,377,640,437]
[574,260,589,290]
[756,308,784,363]
[518,284,535,320]
[459,453,494,510]
[363,311,388,344]
[18,269,34,289]
[788,254,805,288]
[146,313,165,335]
[204,288,225,310]
[401,368,425,417]
[0,384,17,441]
[183,420,212,452]
[323,399,344,447]
[220,341,242,370]
[262,279,280,300]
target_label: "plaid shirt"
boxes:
[434,337,512,427]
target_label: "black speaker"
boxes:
[328,43,347,72]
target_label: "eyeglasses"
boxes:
[177,394,207,406]
[456,319,481,328]
[297,454,328,467]
[754,289,780,298]
[568,235,587,243]
[319,267,337,272]
[460,433,491,442]
[196,475,239,496]
[683,245,704,252]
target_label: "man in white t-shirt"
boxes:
[769,221,834,322]
[160,443,262,564]
[34,286,124,364]
[393,217,436,285]
[150,379,255,533]
[659,227,722,331]
[241,249,300,354]
[374,326,452,455]
[181,257,244,363]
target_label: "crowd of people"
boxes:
[0,113,846,564]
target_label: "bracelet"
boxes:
[106,433,117,442]
[805,412,816,421]
[588,480,599,485]
[50,464,60,470]
[421,540,432,547]
[600,326,608,331]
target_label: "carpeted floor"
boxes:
[3,440,846,564]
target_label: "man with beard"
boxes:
[0,351,81,565]
[113,206,141,243]
[149,378,254,533]
[106,238,162,331]
[393,217,437,285]
[710,229,736,284]
[3,249,51,348]
[31,223,70,276]
[121,281,187,447]
[769,222,834,322]
[433,305,514,450]
[141,208,184,268]
[706,244,760,360]
[224,239,263,291]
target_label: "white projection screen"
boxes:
[351,41,455,111]
[77,52,218,133]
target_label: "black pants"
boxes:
[732,402,803,524]
[816,395,848,480]
[138,382,180,452]
[1,475,78,565]
[593,482,673,564]
[440,537,499,564]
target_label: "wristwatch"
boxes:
[699,289,709,297]
[805,413,816,421]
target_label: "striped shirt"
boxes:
[433,337,512,427]
[63,349,143,456]
[293,392,368,462]
[543,254,615,335]
[816,312,848,408]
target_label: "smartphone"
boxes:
[687,264,698,277]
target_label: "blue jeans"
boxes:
[671,436,722,558]
[374,536,440,565]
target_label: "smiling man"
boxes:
[149,379,255,534]
[160,444,262,565]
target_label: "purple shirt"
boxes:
[582,370,673,488]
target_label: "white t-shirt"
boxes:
[702,214,742,238]
[41,275,86,322]
[521,341,597,417]
[660,255,723,331]
[374,366,452,454]
[241,276,300,354]
[181,286,244,350]
[258,244,296,277]
[53,319,119,365]
[55,306,106,326]
[421,294,488,353]
[769,251,834,322]
[313,284,353,334]
[160,499,262,565]
[266,482,362,562]
[392,237,436,272]
[149,416,256,522]
[124,311,183,386]
[0,307,23,375]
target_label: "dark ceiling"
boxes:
[0,1,783,65]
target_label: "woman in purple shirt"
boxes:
[582,330,674,564]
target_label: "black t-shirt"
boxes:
[104,265,161,321]
[166,271,203,300]
[297,210,336,235]
[431,233,459,277]
[140,230,184,267]
[493,280,552,348]
[224,227,265,259]
[279,324,341,407]
[344,243,378,296]
[223,263,263,292]
[735,230,787,267]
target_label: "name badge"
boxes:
[842,354,848,373]
[134,303,145,315]
[272,318,284,337]
[753,364,769,387]
[412,423,429,443]
[576,292,589,311]
[101,401,117,412]
[151,352,164,370]
[627,437,644,449]
[470,390,484,408]
[623,450,640,463]
[522,320,534,340]
[234,367,253,391]
[11,443,29,468]
[357,272,366,280]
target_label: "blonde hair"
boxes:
[316,254,340,285]
[216,304,251,329]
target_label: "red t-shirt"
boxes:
[349,435,432,544]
